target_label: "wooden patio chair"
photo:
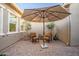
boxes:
[43,32,52,42]
[30,32,39,43]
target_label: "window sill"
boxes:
[20,31,25,32]
[7,32,19,34]
[0,33,6,36]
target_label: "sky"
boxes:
[16,3,63,11]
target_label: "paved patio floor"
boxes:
[1,40,79,56]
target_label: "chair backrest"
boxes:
[44,32,52,37]
[30,32,36,37]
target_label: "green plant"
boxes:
[25,22,31,32]
[46,22,55,40]
[46,22,55,30]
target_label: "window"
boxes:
[8,13,17,32]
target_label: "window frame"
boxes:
[8,12,18,33]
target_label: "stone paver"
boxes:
[1,40,79,56]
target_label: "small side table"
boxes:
[38,34,43,40]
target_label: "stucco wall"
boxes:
[54,17,70,45]
[0,32,26,51]
[30,22,53,35]
[70,3,79,46]
[31,22,43,35]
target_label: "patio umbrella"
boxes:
[22,5,70,48]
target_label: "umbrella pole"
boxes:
[41,15,48,49]
[43,17,45,44]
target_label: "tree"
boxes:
[46,22,54,30]
[46,22,55,40]
[25,22,31,33]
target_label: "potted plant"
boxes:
[25,22,31,33]
[46,22,55,40]
[25,22,31,38]
[21,22,31,40]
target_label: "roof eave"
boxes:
[5,3,23,15]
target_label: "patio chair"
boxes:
[43,32,52,42]
[30,32,39,43]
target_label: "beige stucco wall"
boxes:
[0,32,27,51]
[30,22,53,35]
[70,3,79,46]
[30,22,43,35]
[54,17,70,45]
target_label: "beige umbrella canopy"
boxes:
[22,5,70,48]
[22,5,70,22]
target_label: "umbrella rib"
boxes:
[49,11,70,14]
[22,12,38,18]
[45,12,51,21]
[30,13,39,21]
[48,12,61,19]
